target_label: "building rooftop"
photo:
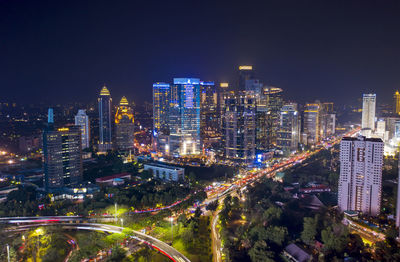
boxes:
[284,243,311,262]
[95,173,131,182]
[342,136,383,143]
[144,163,184,171]
[100,85,111,96]
[119,96,129,105]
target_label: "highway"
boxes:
[207,127,360,262]
[0,128,360,262]
[2,217,190,262]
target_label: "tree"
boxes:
[321,224,348,254]
[206,200,218,212]
[248,240,275,262]
[262,206,282,225]
[301,216,317,245]
[265,226,287,246]
[194,207,202,218]
[105,246,127,261]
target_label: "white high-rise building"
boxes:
[338,136,383,216]
[361,94,376,137]
[75,109,90,149]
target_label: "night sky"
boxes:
[1,0,399,105]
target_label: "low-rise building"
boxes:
[144,163,184,181]
[283,243,311,262]
[95,173,131,186]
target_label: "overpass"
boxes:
[1,217,190,262]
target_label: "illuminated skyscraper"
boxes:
[238,65,254,90]
[338,136,383,216]
[361,94,376,137]
[98,85,112,152]
[75,109,90,149]
[320,102,336,138]
[43,129,63,190]
[200,81,219,145]
[115,96,135,151]
[153,82,170,153]
[277,103,300,155]
[43,125,83,190]
[303,103,321,145]
[58,126,83,186]
[223,91,256,161]
[153,83,170,135]
[256,86,283,151]
[169,78,201,156]
[394,91,400,115]
[219,82,230,129]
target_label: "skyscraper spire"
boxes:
[48,108,54,124]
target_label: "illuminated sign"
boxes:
[239,65,252,70]
[220,83,229,88]
[173,78,200,85]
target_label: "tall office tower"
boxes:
[375,120,387,142]
[169,78,201,156]
[361,94,376,137]
[43,125,83,191]
[322,102,334,113]
[48,108,54,124]
[338,136,383,216]
[43,129,63,190]
[75,109,90,149]
[98,85,112,152]
[256,86,283,151]
[277,103,300,155]
[115,96,135,151]
[245,79,264,106]
[238,65,254,90]
[303,103,321,145]
[223,91,256,161]
[320,102,336,138]
[394,91,400,115]
[153,82,171,153]
[153,82,170,135]
[58,126,83,186]
[200,81,219,145]
[219,83,230,129]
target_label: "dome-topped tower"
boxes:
[119,96,129,106]
[100,85,111,96]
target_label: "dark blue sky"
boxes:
[1,0,399,105]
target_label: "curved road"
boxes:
[2,217,190,262]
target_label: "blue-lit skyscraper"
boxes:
[169,78,201,156]
[98,85,112,152]
[75,109,90,149]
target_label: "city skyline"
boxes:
[1,1,400,261]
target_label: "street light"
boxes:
[6,244,10,262]
[114,203,117,222]
[170,216,174,245]
[120,218,124,227]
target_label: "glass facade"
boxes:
[169,78,201,156]
[98,85,112,152]
[223,91,256,161]
[115,96,135,151]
